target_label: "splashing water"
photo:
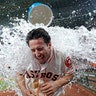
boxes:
[0,18,96,94]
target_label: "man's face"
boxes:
[29,38,51,64]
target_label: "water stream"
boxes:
[0,18,96,95]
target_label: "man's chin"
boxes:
[37,59,44,64]
[36,58,46,64]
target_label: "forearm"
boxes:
[16,73,34,96]
[16,74,26,90]
[40,74,74,96]
[54,73,74,88]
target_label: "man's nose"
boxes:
[35,50,40,56]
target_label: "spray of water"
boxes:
[0,18,96,94]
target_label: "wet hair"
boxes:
[26,28,51,46]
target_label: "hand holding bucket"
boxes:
[28,2,53,26]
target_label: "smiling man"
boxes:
[16,28,74,96]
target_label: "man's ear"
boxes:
[48,42,51,48]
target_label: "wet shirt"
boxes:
[17,48,74,96]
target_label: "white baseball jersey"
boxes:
[18,47,74,96]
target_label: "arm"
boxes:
[16,73,32,96]
[40,56,74,96]
[40,73,74,96]
[54,73,74,88]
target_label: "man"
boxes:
[16,28,74,96]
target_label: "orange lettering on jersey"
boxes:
[65,56,72,68]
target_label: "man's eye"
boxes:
[31,48,43,52]
[37,48,43,51]
[31,49,35,52]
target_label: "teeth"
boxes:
[37,55,43,60]
[37,57,42,60]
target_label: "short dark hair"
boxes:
[26,28,51,46]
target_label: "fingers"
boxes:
[41,86,53,93]
[40,82,55,96]
[44,90,54,96]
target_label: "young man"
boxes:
[16,28,74,96]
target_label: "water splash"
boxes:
[0,18,96,94]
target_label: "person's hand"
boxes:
[40,81,58,96]
[21,88,33,96]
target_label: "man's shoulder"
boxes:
[54,48,66,59]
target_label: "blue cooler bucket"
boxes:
[28,2,53,26]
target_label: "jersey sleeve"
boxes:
[15,59,34,75]
[64,56,74,76]
[15,63,28,75]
